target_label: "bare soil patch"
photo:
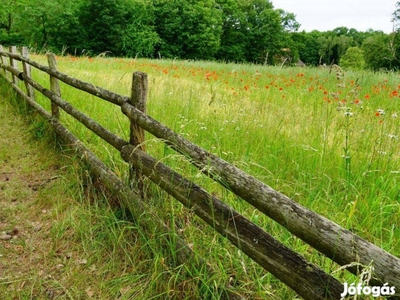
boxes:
[0,100,92,299]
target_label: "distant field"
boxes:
[27,54,400,298]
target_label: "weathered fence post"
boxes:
[9,46,18,85]
[128,71,147,197]
[47,53,60,119]
[0,45,8,77]
[21,47,35,101]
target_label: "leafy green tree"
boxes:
[241,0,285,64]
[331,35,353,63]
[0,0,25,47]
[22,1,56,47]
[317,35,335,64]
[154,0,222,60]
[121,0,160,57]
[78,0,135,56]
[277,9,300,33]
[0,0,61,48]
[314,33,353,65]
[339,46,365,70]
[216,0,298,63]
[362,32,399,70]
[214,0,247,62]
[0,0,17,35]
[392,1,400,31]
[347,28,372,46]
[46,1,83,53]
[49,0,159,57]
[289,30,322,65]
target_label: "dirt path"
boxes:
[0,99,87,299]
[0,99,60,297]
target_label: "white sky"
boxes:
[271,0,396,33]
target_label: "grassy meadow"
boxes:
[9,53,400,298]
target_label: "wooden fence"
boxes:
[0,46,399,300]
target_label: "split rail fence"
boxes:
[1,46,399,300]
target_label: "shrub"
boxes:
[339,46,365,70]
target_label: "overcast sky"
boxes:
[271,0,396,33]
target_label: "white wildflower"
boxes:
[377,109,385,115]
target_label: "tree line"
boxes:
[1,0,400,70]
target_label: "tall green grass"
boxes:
[12,54,400,298]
